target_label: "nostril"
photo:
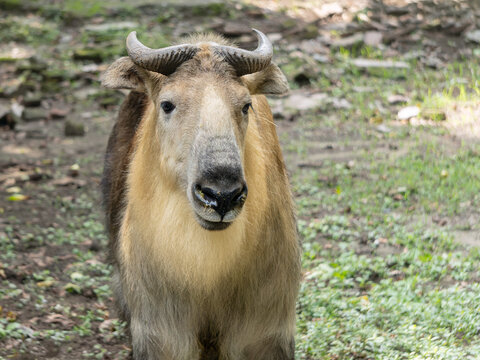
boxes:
[232,184,248,205]
[194,184,218,207]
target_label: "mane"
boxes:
[170,33,238,77]
[176,33,237,47]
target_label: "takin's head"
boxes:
[102,29,288,231]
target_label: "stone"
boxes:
[330,33,363,49]
[363,31,383,47]
[49,107,69,119]
[286,92,327,111]
[397,106,420,120]
[267,33,282,43]
[22,108,47,122]
[64,120,85,137]
[73,48,105,63]
[313,3,343,18]
[23,93,42,107]
[351,58,409,69]
[388,94,409,105]
[219,22,251,36]
[313,54,330,63]
[0,45,34,62]
[84,22,137,32]
[465,30,480,44]
[376,124,391,133]
[299,40,329,55]
[329,98,351,110]
[0,78,23,98]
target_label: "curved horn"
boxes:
[126,31,198,75]
[213,29,273,76]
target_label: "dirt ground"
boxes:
[1,0,480,359]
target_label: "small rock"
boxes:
[313,3,343,18]
[0,78,23,98]
[84,22,137,32]
[363,31,383,47]
[388,94,409,105]
[73,48,105,63]
[376,124,391,133]
[81,64,101,73]
[22,108,47,122]
[286,92,327,111]
[465,30,480,44]
[15,57,48,73]
[299,40,329,55]
[397,106,420,120]
[351,58,409,69]
[385,5,410,16]
[64,120,85,137]
[49,107,69,119]
[423,56,443,69]
[25,128,48,139]
[353,86,374,93]
[68,164,80,177]
[59,34,73,44]
[330,98,351,110]
[219,22,251,36]
[267,33,282,43]
[23,93,42,107]
[313,54,330,63]
[0,45,34,61]
[330,33,364,49]
[11,101,24,118]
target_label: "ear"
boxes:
[241,63,289,95]
[101,57,148,92]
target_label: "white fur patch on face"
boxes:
[120,103,249,292]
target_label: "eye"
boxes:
[161,101,175,114]
[242,102,252,115]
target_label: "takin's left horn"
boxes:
[213,29,273,76]
[126,31,198,75]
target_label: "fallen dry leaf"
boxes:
[43,313,74,328]
[51,176,86,187]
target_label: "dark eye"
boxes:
[161,101,175,114]
[242,102,252,115]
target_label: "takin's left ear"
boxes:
[101,57,148,92]
[241,63,289,95]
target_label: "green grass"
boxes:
[288,50,480,359]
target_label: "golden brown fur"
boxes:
[102,36,300,360]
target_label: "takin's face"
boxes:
[102,45,288,231]
[157,70,251,231]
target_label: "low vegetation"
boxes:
[1,0,479,358]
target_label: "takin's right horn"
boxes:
[126,31,198,76]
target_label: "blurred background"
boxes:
[1,0,480,358]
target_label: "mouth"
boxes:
[194,213,233,231]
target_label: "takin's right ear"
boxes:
[101,57,149,92]
[241,63,289,96]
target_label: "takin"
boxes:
[101,29,301,360]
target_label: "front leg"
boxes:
[243,336,295,360]
[130,316,200,360]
